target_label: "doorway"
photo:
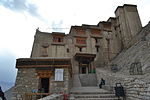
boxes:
[40,78,49,93]
[81,66,86,74]
[79,63,88,74]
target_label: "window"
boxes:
[115,34,117,37]
[96,46,99,52]
[53,36,63,42]
[58,38,61,42]
[77,28,85,34]
[91,29,101,35]
[67,48,69,53]
[95,38,98,43]
[76,37,86,44]
[114,27,117,31]
[79,47,82,52]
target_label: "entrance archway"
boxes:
[37,70,52,93]
[79,63,90,74]
[75,53,96,74]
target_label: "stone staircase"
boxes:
[69,87,120,100]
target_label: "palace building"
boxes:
[12,4,144,100]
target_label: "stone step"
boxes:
[75,98,119,100]
[70,87,114,94]
[71,93,118,100]
[70,92,114,95]
[75,97,119,100]
[74,94,116,98]
[69,87,120,100]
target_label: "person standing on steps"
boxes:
[0,86,6,100]
[99,78,105,88]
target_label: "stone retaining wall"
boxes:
[96,68,150,100]
[123,78,150,100]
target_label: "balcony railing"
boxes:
[24,93,51,100]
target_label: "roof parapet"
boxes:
[115,4,137,13]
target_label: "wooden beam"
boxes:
[16,65,70,68]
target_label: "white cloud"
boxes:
[0,6,48,57]
[0,0,150,57]
[33,0,150,31]
[0,0,41,18]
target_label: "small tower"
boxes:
[115,4,142,49]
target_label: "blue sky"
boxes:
[0,49,17,82]
[0,0,150,86]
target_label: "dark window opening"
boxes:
[40,78,49,93]
[79,48,82,52]
[67,48,69,53]
[76,38,86,44]
[119,30,121,33]
[58,38,61,42]
[53,37,63,43]
[95,38,98,43]
[96,46,99,52]
[115,34,117,37]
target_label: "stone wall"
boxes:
[79,74,97,86]
[96,68,150,100]
[96,68,126,86]
[31,31,70,58]
[123,78,150,100]
[12,67,72,100]
[12,68,39,100]
[50,68,72,94]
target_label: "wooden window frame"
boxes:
[53,36,63,43]
[76,37,86,44]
